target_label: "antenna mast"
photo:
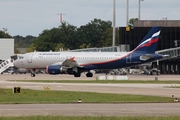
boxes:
[57,13,66,23]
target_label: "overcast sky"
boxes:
[0,0,180,37]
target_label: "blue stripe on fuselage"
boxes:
[83,53,163,70]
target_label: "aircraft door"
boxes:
[126,53,140,63]
[126,54,131,63]
[27,54,33,63]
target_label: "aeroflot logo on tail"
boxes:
[39,53,61,55]
[137,31,160,48]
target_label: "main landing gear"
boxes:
[74,72,81,77]
[86,72,93,77]
[74,72,93,77]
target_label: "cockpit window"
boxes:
[18,56,24,59]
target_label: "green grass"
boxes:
[0,89,174,104]
[10,80,180,84]
[0,116,180,120]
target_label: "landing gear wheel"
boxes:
[86,72,93,77]
[30,69,36,77]
[74,73,81,77]
[31,73,35,77]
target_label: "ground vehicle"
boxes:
[15,68,27,74]
[1,67,14,74]
[149,68,160,75]
[143,68,160,75]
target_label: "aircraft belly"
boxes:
[96,60,127,69]
[27,60,54,69]
[91,58,141,69]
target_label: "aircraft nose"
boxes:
[13,60,19,67]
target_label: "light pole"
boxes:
[138,0,144,20]
[126,0,129,26]
[112,0,116,47]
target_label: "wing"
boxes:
[51,57,80,68]
[46,57,87,75]
[61,57,84,73]
[62,58,79,68]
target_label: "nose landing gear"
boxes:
[31,69,36,77]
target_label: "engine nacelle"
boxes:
[46,65,66,75]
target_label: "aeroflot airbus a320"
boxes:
[13,26,165,77]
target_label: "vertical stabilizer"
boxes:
[133,26,161,53]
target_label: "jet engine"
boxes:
[46,65,67,75]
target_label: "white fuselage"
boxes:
[13,51,129,69]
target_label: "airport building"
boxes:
[119,20,180,74]
[0,38,14,73]
[0,38,14,61]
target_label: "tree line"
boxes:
[29,18,119,52]
[1,18,137,53]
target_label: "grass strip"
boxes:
[0,89,174,104]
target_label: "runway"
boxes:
[1,74,180,97]
[0,74,180,116]
[1,81,180,98]
[0,103,180,116]
[1,73,180,80]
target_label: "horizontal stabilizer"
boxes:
[162,55,169,57]
[140,54,154,61]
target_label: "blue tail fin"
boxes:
[133,26,161,53]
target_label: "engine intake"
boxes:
[46,65,66,75]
